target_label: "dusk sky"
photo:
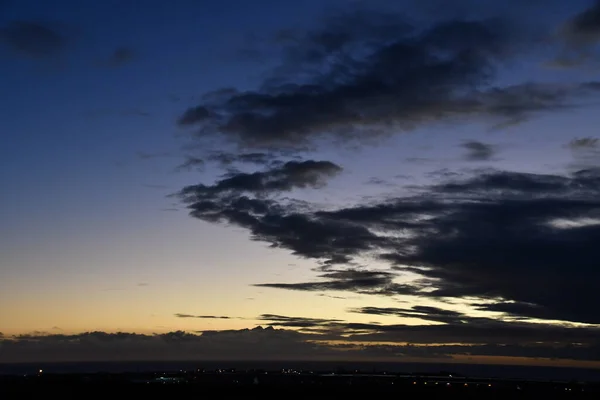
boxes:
[2,0,600,367]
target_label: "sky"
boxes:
[1,0,600,367]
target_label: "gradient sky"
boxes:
[2,0,600,366]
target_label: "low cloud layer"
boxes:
[259,309,600,349]
[0,328,320,363]
[2,317,600,364]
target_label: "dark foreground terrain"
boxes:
[2,368,599,398]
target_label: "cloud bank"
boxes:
[166,1,600,365]
[2,318,599,364]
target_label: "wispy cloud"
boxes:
[256,270,418,297]
[175,313,233,319]
[175,156,205,172]
[101,46,136,67]
[0,20,67,59]
[460,140,498,161]
[568,137,599,150]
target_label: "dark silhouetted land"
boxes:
[2,363,599,398]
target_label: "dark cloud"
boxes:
[326,306,600,346]
[566,137,600,171]
[258,314,344,328]
[174,150,303,175]
[103,46,136,67]
[553,1,600,67]
[256,269,420,297]
[178,160,342,199]
[360,169,600,324]
[175,313,232,319]
[176,160,374,266]
[568,137,599,149]
[317,293,347,300]
[177,10,600,149]
[180,164,600,324]
[182,197,382,265]
[177,105,212,126]
[0,20,66,58]
[351,306,466,324]
[3,320,600,363]
[257,311,600,359]
[256,314,382,336]
[562,0,600,44]
[0,328,327,363]
[461,140,497,161]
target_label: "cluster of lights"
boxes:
[411,380,493,388]
[281,369,300,374]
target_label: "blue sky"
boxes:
[2,0,600,367]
